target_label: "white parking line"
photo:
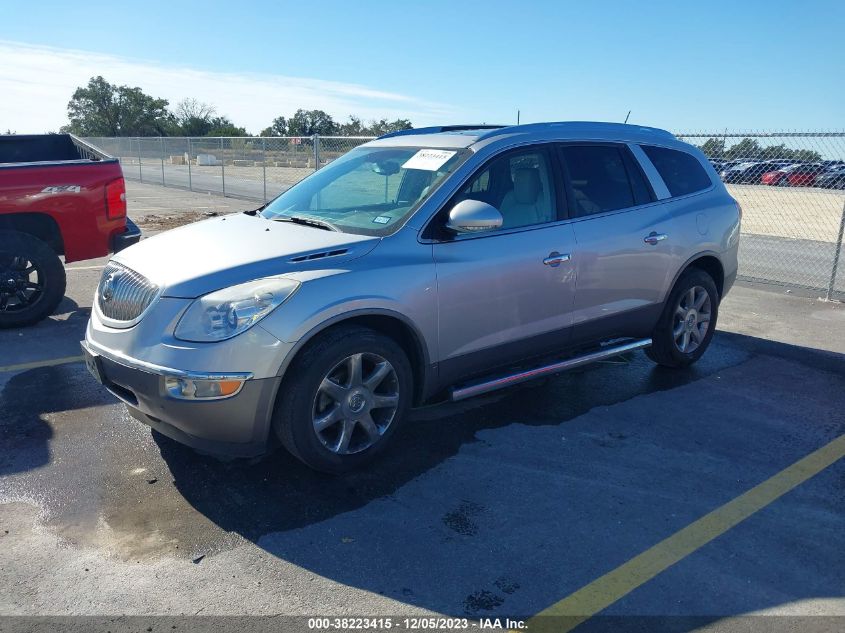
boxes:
[65,265,105,271]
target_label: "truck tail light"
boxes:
[105,178,127,220]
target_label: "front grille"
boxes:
[96,261,159,324]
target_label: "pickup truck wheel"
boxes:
[273,325,412,473]
[0,230,66,328]
[646,269,719,368]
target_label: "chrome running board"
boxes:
[449,338,652,402]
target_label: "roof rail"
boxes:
[475,121,676,142]
[378,125,505,140]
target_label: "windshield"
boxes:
[260,146,469,235]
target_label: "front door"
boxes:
[431,146,577,384]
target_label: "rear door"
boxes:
[558,143,677,344]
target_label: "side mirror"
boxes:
[445,199,503,234]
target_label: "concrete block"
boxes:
[196,154,220,166]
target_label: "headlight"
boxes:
[174,277,299,342]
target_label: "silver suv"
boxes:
[82,122,740,472]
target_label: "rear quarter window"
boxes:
[642,145,712,197]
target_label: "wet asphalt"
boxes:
[1,184,844,628]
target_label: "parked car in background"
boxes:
[82,121,740,472]
[721,160,788,184]
[815,167,845,189]
[821,160,845,171]
[709,159,729,173]
[761,163,826,187]
[0,134,140,327]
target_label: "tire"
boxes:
[646,268,719,369]
[272,324,413,473]
[0,230,66,328]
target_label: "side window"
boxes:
[467,169,490,193]
[560,145,636,216]
[641,145,712,197]
[454,149,556,230]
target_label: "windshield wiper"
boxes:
[273,215,340,232]
[243,203,268,216]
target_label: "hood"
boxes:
[113,213,379,298]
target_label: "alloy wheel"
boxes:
[0,253,44,313]
[312,352,400,455]
[672,286,711,354]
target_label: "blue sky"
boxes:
[2,0,843,133]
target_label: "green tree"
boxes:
[260,116,288,137]
[175,98,216,136]
[791,149,822,162]
[365,118,413,136]
[725,138,762,160]
[206,116,248,136]
[337,115,364,136]
[698,138,726,159]
[287,109,338,136]
[64,76,172,136]
[721,138,821,163]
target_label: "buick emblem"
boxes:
[101,271,120,302]
[348,391,367,413]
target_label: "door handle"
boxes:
[644,232,668,245]
[543,251,571,267]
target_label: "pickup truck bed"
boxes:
[0,134,140,327]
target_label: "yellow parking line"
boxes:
[526,433,845,633]
[0,355,84,374]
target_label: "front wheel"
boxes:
[273,325,413,473]
[0,230,66,328]
[646,269,719,368]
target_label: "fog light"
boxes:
[165,377,245,400]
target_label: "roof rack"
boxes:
[377,125,505,140]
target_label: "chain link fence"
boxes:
[83,135,374,202]
[84,132,845,300]
[676,132,845,299]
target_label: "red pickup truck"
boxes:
[0,134,140,327]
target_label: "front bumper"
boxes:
[81,339,281,457]
[111,218,142,253]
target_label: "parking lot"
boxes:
[1,182,844,631]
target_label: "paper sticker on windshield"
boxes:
[401,149,456,171]
[372,215,391,224]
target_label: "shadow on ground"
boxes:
[155,337,751,540]
[0,359,112,476]
[151,332,845,619]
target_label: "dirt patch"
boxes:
[135,210,219,231]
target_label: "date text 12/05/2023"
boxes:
[306,617,527,630]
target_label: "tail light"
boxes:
[105,178,127,220]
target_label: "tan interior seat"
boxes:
[498,168,549,228]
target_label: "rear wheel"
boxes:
[0,230,66,328]
[273,325,412,473]
[646,268,719,368]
